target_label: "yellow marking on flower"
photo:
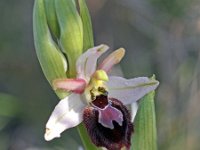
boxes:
[93,70,108,82]
[84,70,109,103]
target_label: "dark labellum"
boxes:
[83,95,134,150]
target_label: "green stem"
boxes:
[78,123,102,150]
[76,0,98,149]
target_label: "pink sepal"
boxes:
[53,78,86,94]
[99,48,125,73]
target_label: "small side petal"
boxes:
[106,76,159,105]
[44,94,86,141]
[53,78,86,94]
[76,44,109,82]
[98,48,125,73]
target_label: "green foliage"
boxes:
[78,123,102,150]
[1,0,199,149]
[33,0,98,149]
[33,0,68,98]
[132,91,157,150]
[33,1,159,150]
[78,0,94,51]
[44,0,60,38]
[55,0,83,77]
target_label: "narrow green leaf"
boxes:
[131,91,157,150]
[55,0,83,77]
[78,0,94,51]
[33,0,68,98]
[44,0,60,38]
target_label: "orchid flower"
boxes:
[44,44,159,150]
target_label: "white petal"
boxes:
[76,44,109,82]
[44,94,86,141]
[107,76,159,105]
[131,102,138,122]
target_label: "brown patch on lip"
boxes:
[91,94,108,109]
[83,97,134,150]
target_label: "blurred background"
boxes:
[0,0,200,149]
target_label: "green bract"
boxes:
[44,0,60,38]
[132,91,157,150]
[33,0,67,98]
[33,0,98,149]
[78,0,94,51]
[55,0,83,77]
